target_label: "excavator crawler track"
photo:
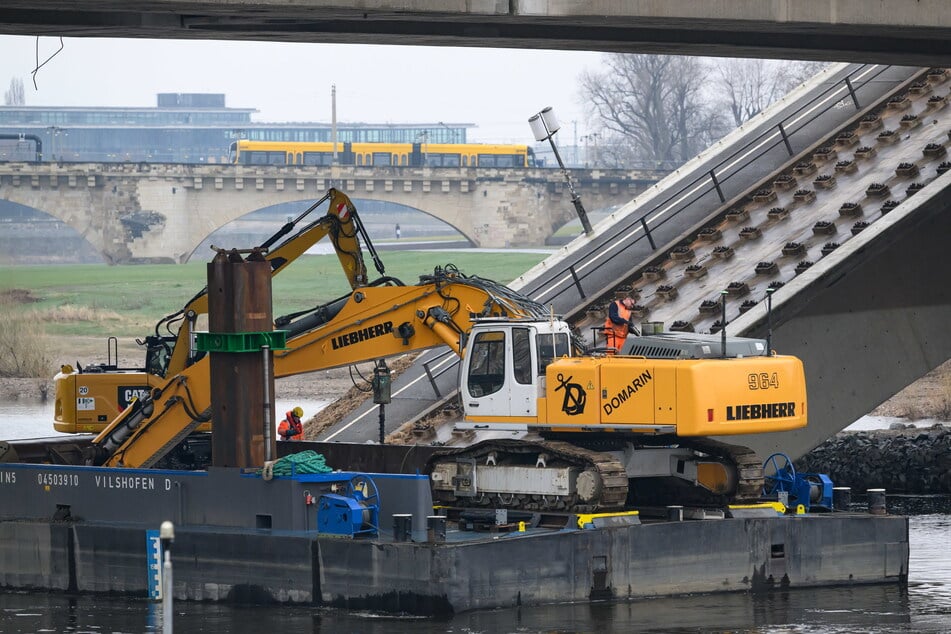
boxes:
[623,436,765,508]
[427,439,628,513]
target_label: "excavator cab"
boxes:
[461,320,573,421]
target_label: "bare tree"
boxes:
[785,60,831,87]
[581,54,726,169]
[4,77,25,106]
[714,59,831,127]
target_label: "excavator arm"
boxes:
[88,268,550,468]
[160,188,375,377]
[54,190,379,433]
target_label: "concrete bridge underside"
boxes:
[1,1,951,66]
[0,165,654,263]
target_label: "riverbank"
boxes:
[797,423,951,494]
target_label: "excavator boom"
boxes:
[89,269,550,468]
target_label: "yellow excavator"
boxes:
[76,208,807,510]
[53,189,382,433]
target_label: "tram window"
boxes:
[426,154,460,167]
[512,328,533,385]
[247,151,286,166]
[372,152,392,166]
[303,152,334,166]
[479,154,520,168]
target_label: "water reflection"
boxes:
[0,583,926,633]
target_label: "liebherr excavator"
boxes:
[62,189,806,511]
[76,223,806,511]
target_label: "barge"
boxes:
[0,439,908,615]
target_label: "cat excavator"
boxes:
[76,208,807,511]
[53,188,383,433]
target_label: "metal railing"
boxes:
[520,64,898,316]
[420,349,460,399]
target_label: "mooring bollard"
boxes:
[427,515,447,543]
[833,487,852,512]
[392,514,412,542]
[867,488,887,515]
[667,505,684,522]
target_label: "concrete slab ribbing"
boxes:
[2,1,950,65]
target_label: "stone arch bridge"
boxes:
[0,162,664,263]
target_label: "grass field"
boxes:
[0,250,550,340]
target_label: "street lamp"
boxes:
[528,107,593,236]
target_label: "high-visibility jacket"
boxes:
[604,301,632,353]
[278,411,303,441]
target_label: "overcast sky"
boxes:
[1,35,603,143]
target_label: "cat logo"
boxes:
[118,386,150,410]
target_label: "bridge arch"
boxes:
[185,197,474,262]
[0,200,104,265]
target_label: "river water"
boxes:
[1,402,949,633]
[0,398,330,443]
[0,501,948,633]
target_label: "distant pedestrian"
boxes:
[395,223,401,239]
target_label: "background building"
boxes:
[0,93,472,163]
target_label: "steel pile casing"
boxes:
[207,250,276,468]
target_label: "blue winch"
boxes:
[316,473,381,537]
[762,452,833,512]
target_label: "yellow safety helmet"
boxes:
[292,406,304,418]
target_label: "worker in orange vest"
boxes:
[604,296,636,353]
[278,406,304,441]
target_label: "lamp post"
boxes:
[528,107,593,236]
